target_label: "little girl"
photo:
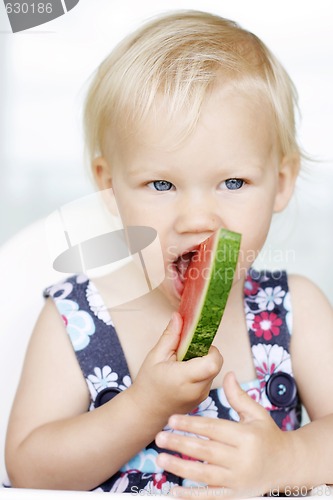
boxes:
[5,10,333,497]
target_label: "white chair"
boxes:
[0,218,65,485]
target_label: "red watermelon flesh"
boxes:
[176,228,241,361]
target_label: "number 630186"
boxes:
[5,3,52,14]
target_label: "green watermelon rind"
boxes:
[179,229,241,361]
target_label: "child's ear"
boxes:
[92,157,119,217]
[273,154,300,213]
[92,156,113,191]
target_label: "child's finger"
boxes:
[156,452,228,488]
[149,312,183,360]
[155,429,237,467]
[163,414,241,446]
[183,346,223,382]
[223,371,267,423]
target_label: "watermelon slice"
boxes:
[176,228,241,361]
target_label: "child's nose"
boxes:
[174,194,222,235]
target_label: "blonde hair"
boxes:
[84,10,300,163]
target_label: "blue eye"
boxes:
[225,178,244,190]
[148,180,174,191]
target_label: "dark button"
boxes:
[95,387,122,407]
[265,372,297,408]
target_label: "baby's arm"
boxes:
[286,274,333,482]
[5,302,222,491]
[156,275,333,496]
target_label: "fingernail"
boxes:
[168,415,177,428]
[168,312,180,331]
[156,431,167,446]
[169,312,177,325]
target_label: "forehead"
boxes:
[127,84,276,149]
[111,83,277,166]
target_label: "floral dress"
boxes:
[44,268,302,494]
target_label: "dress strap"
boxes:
[243,269,302,429]
[44,275,131,409]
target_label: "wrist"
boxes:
[275,427,313,492]
[127,384,171,428]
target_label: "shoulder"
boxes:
[288,273,333,345]
[30,274,92,382]
[288,273,333,320]
[287,273,333,351]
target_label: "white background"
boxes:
[0,0,333,300]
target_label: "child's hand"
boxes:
[155,371,294,498]
[131,312,223,420]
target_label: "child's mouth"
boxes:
[172,248,199,295]
[174,252,195,281]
